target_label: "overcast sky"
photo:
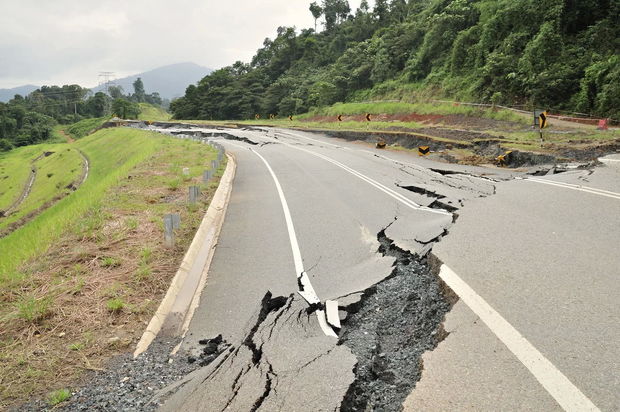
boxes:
[0,0,372,89]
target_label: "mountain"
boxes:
[91,62,211,100]
[0,85,39,102]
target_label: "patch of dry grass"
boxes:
[0,137,225,409]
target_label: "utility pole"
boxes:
[98,72,115,116]
[98,71,115,95]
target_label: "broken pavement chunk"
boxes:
[326,300,341,329]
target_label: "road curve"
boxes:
[147,125,618,412]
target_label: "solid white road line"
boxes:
[262,132,601,411]
[439,264,600,412]
[526,177,620,200]
[268,132,452,217]
[227,133,601,410]
[274,129,346,149]
[247,146,337,338]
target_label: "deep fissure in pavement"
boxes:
[338,228,456,412]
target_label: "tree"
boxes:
[309,2,323,31]
[86,92,109,117]
[112,98,141,119]
[108,85,125,99]
[132,77,146,102]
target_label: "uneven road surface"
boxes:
[148,126,619,411]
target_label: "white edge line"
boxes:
[526,178,620,200]
[249,147,337,338]
[268,133,452,217]
[439,264,600,412]
[224,131,600,409]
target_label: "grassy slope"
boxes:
[65,117,109,140]
[0,146,42,211]
[299,101,527,123]
[0,128,165,280]
[0,130,222,408]
[0,148,83,231]
[138,103,171,121]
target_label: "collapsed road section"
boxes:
[152,222,459,412]
[51,125,517,411]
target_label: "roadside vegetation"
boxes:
[0,127,224,409]
[64,117,108,140]
[0,145,42,212]
[0,77,167,153]
[170,0,619,122]
[0,146,84,236]
[138,103,172,121]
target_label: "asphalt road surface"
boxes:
[148,125,619,411]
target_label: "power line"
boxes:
[98,72,115,95]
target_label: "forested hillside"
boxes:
[0,78,162,150]
[171,0,620,120]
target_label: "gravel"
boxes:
[338,229,454,412]
[17,337,228,412]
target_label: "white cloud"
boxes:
[0,0,370,88]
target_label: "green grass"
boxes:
[0,146,43,211]
[0,147,83,231]
[0,128,167,281]
[105,298,125,312]
[65,117,108,140]
[138,103,171,121]
[296,101,527,123]
[15,295,52,323]
[47,389,70,406]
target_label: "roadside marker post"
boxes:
[182,167,190,176]
[189,186,200,204]
[171,214,180,229]
[534,110,548,145]
[163,214,176,248]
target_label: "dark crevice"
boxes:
[396,184,446,199]
[299,347,336,370]
[250,363,275,412]
[220,366,251,412]
[219,134,259,145]
[428,199,459,213]
[267,297,294,340]
[429,167,460,175]
[244,292,288,365]
[338,226,456,412]
[416,228,450,245]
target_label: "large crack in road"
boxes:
[338,224,455,411]
[52,126,506,411]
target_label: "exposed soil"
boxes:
[303,112,524,132]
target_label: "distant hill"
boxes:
[0,85,39,102]
[91,62,211,100]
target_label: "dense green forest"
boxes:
[0,78,161,150]
[171,0,620,121]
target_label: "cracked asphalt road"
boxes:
[146,126,618,411]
